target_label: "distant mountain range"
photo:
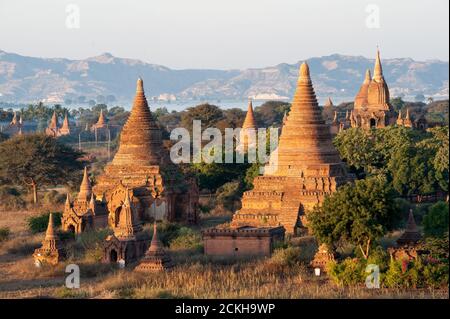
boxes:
[0,50,448,105]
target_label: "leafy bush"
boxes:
[327,258,366,286]
[27,211,62,234]
[169,227,203,251]
[269,247,303,267]
[0,227,10,242]
[423,201,449,237]
[215,181,242,212]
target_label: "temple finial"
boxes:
[45,213,56,240]
[373,48,383,82]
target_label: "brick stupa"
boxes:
[33,213,64,266]
[135,223,174,272]
[93,78,198,225]
[239,99,258,152]
[231,62,350,234]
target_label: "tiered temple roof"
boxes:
[242,99,257,130]
[397,209,422,246]
[367,49,391,110]
[231,62,350,234]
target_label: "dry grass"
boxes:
[0,210,448,299]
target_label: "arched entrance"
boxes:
[110,249,118,262]
[370,118,376,128]
[68,224,76,234]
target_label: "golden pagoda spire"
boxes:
[45,213,57,241]
[65,193,71,209]
[364,69,372,84]
[60,112,70,135]
[49,111,58,129]
[396,110,403,126]
[242,99,257,129]
[373,48,384,82]
[271,61,342,172]
[96,109,106,126]
[404,108,412,127]
[78,167,92,202]
[110,77,162,166]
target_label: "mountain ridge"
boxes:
[0,50,448,104]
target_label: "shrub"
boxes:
[43,190,66,206]
[423,201,449,237]
[215,181,242,212]
[0,227,10,242]
[169,227,203,251]
[27,211,62,234]
[327,258,366,286]
[269,247,302,267]
[0,186,26,210]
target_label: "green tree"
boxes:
[309,176,401,259]
[423,202,449,237]
[0,134,85,204]
[181,103,224,132]
[387,144,437,196]
[333,128,380,174]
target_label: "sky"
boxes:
[0,0,448,69]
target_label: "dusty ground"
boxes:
[0,210,448,299]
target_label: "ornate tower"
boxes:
[231,62,351,234]
[59,112,71,135]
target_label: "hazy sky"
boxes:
[0,0,448,69]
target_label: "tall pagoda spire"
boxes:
[270,62,342,174]
[242,99,257,129]
[77,167,92,202]
[49,111,58,129]
[45,213,57,241]
[111,78,162,166]
[373,48,384,82]
[364,69,372,84]
[404,108,413,127]
[396,110,403,126]
[60,112,71,135]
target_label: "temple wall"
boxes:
[203,235,272,257]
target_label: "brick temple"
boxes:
[203,62,351,257]
[92,78,199,226]
[231,62,351,235]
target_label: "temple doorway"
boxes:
[110,249,118,262]
[370,119,376,128]
[68,225,76,234]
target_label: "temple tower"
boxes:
[33,213,64,266]
[231,62,350,234]
[352,49,395,129]
[59,112,71,136]
[93,78,198,224]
